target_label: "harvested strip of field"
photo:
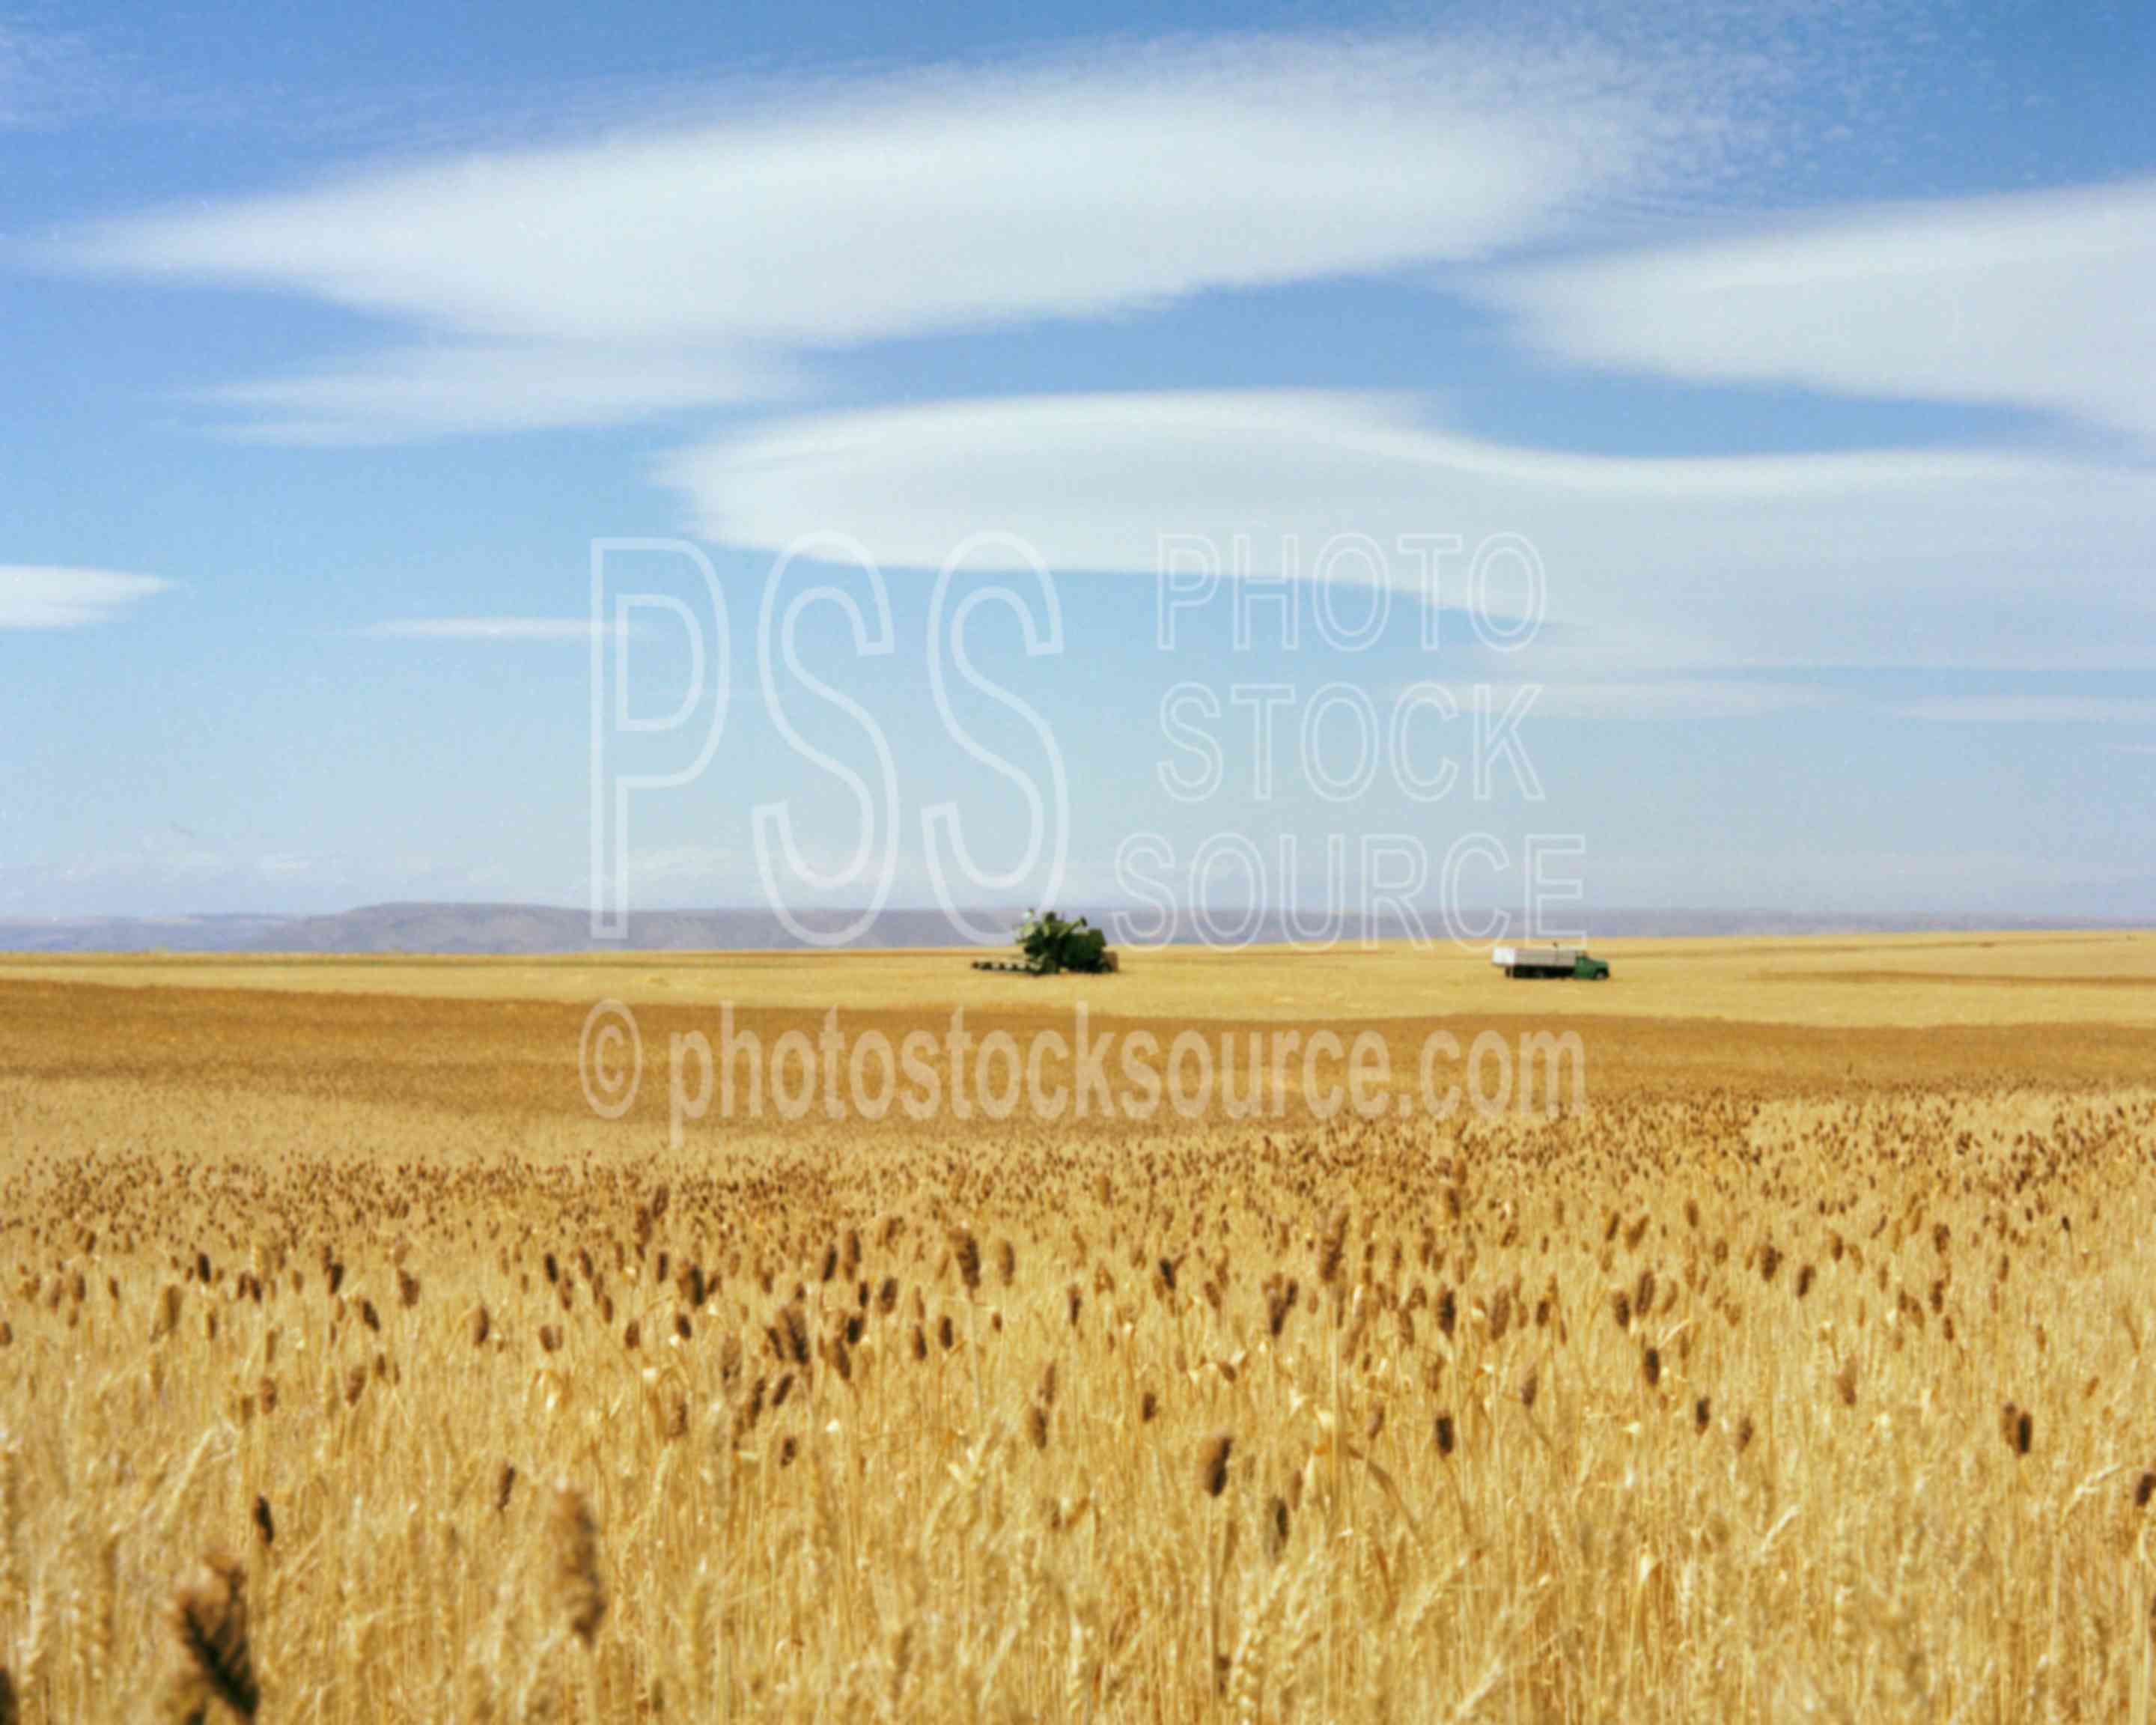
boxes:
[7,977,2156,1125]
[1781,968,2156,988]
[7,927,2156,1028]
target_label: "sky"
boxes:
[2,0,2154,931]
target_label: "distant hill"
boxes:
[247,902,1012,955]
[0,903,1023,955]
[0,913,296,954]
[0,901,2145,955]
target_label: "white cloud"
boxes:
[0,21,94,130]
[366,616,620,641]
[204,343,797,445]
[1892,696,2156,725]
[1482,177,2156,445]
[1489,679,1839,721]
[1369,675,1841,724]
[0,25,25,124]
[48,31,1733,440]
[0,566,169,628]
[52,829,228,883]
[660,389,2156,667]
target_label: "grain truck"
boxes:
[1491,943,1610,980]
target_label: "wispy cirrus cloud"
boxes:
[1365,676,1846,726]
[1479,176,2156,447]
[1,565,169,628]
[44,27,1755,442]
[364,616,620,641]
[1490,679,1842,721]
[0,19,97,129]
[1891,696,2156,725]
[659,389,2156,669]
[206,342,798,445]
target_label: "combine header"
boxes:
[1492,943,1610,980]
[972,910,1119,976]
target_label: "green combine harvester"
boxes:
[972,910,1119,976]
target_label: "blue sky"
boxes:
[3,0,2155,927]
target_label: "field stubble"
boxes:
[1,946,2155,1721]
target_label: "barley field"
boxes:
[2,932,2155,1721]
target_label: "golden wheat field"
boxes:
[3,931,2156,1722]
